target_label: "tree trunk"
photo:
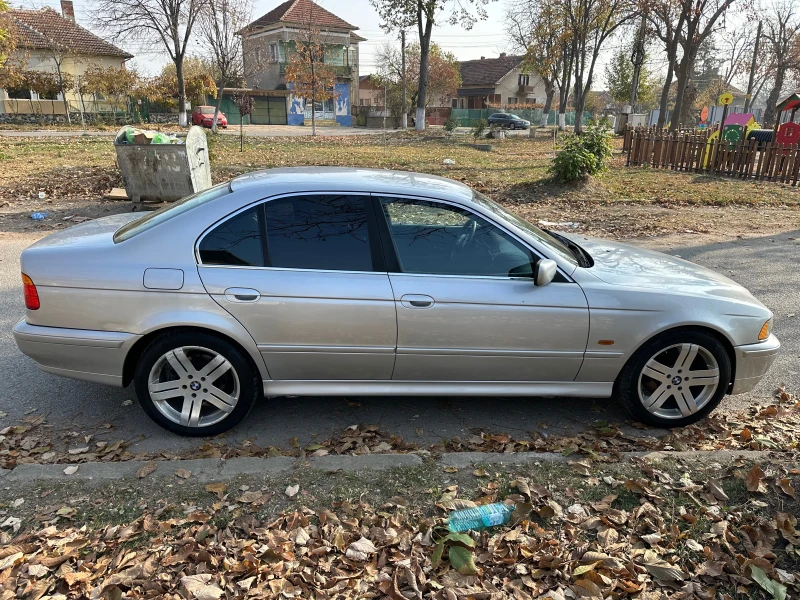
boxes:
[55,65,71,124]
[670,56,691,132]
[311,60,316,136]
[656,59,674,129]
[176,56,187,127]
[762,66,786,126]
[212,83,225,133]
[541,83,554,128]
[415,15,434,132]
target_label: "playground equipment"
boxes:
[703,113,760,166]
[774,92,800,146]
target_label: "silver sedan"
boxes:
[13,168,779,435]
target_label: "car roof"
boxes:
[229,167,476,203]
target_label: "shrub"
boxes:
[471,118,488,140]
[443,112,459,132]
[549,124,612,182]
[356,113,367,126]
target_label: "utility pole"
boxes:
[401,30,407,129]
[744,21,762,113]
[629,13,646,113]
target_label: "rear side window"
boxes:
[199,206,264,266]
[265,195,372,271]
[114,182,231,243]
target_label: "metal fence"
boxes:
[450,109,590,128]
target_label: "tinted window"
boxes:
[199,206,263,266]
[115,182,231,243]
[265,195,372,271]
[380,198,535,277]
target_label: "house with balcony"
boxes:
[453,53,548,110]
[239,0,364,126]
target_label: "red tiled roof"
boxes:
[6,8,132,58]
[243,0,357,32]
[459,54,523,87]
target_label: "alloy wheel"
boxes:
[637,343,720,420]
[147,346,240,428]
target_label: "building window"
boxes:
[6,88,31,100]
[488,93,501,105]
[508,97,518,105]
[518,74,530,86]
[270,43,279,63]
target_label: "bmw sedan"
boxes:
[487,113,531,129]
[13,168,779,436]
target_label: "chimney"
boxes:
[61,0,75,22]
[499,52,506,58]
[480,56,485,60]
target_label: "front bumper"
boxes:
[731,334,780,394]
[13,320,140,387]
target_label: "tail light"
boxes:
[22,273,40,310]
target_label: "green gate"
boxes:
[251,96,287,125]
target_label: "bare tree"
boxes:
[197,0,252,132]
[647,0,685,128]
[506,0,574,129]
[93,0,203,127]
[370,0,491,131]
[559,0,636,132]
[761,2,800,125]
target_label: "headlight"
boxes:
[758,318,772,340]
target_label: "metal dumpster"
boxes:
[114,125,212,206]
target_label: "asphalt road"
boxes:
[0,230,796,454]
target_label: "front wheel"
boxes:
[614,330,731,427]
[134,332,260,436]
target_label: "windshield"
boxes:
[114,182,231,243]
[470,190,578,266]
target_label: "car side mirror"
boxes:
[534,259,557,286]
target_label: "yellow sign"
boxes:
[718,92,734,106]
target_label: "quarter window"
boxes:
[379,198,535,277]
[199,206,264,267]
[265,195,373,271]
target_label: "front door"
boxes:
[197,194,396,381]
[375,196,589,382]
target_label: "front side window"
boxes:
[199,206,263,267]
[265,195,373,271]
[379,198,535,277]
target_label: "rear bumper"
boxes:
[13,320,140,387]
[731,334,780,394]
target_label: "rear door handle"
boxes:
[224,287,261,303]
[400,294,434,309]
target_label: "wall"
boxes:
[495,68,549,105]
[242,30,284,90]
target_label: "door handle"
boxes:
[224,288,261,303]
[400,294,434,309]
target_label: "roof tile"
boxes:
[244,0,357,32]
[6,8,132,58]
[459,55,523,87]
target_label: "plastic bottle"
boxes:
[448,503,515,532]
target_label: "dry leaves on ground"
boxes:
[1,458,798,599]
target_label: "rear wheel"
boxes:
[134,332,259,436]
[615,330,731,427]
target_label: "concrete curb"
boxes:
[1,449,790,483]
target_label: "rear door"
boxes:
[197,194,397,381]
[375,196,590,382]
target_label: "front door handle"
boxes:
[224,288,261,303]
[400,294,434,309]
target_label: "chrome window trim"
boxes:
[193,189,574,283]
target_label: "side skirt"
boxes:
[263,380,614,398]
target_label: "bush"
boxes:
[549,124,612,182]
[443,112,459,132]
[471,118,488,140]
[355,113,367,127]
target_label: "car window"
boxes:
[114,182,231,243]
[265,195,373,271]
[198,206,263,266]
[379,198,535,277]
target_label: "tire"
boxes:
[614,329,731,428]
[509,122,516,130]
[134,331,260,436]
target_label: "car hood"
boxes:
[566,234,765,306]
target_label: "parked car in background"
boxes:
[13,168,778,436]
[487,113,530,129]
[192,105,228,128]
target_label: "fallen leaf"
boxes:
[448,545,478,575]
[472,468,489,477]
[747,465,767,493]
[136,461,157,479]
[205,482,227,498]
[237,491,263,503]
[63,465,78,475]
[750,565,787,600]
[174,468,192,479]
[641,550,685,581]
[776,478,795,498]
[346,537,377,561]
[285,484,300,497]
[707,480,729,502]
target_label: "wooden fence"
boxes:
[625,130,800,185]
